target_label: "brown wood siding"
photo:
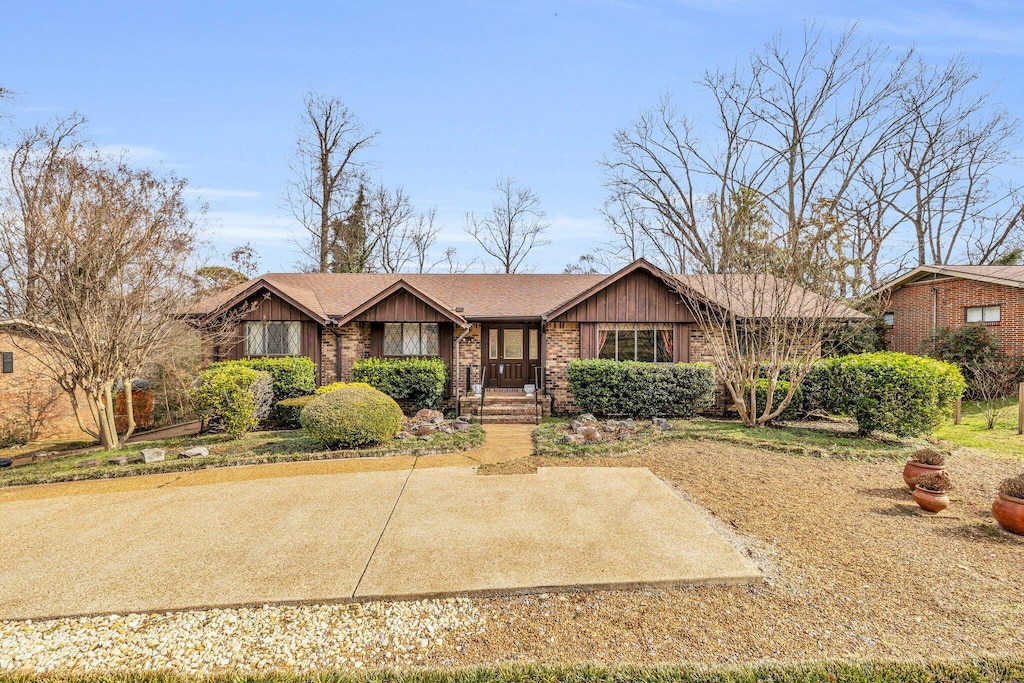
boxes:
[553,270,695,323]
[674,323,690,363]
[355,290,451,323]
[580,323,597,358]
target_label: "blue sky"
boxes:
[3,0,1023,273]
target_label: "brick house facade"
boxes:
[881,265,1024,358]
[0,327,89,440]
[192,259,863,418]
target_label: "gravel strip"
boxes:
[0,599,483,673]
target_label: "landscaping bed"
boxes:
[0,425,485,488]
[534,417,922,461]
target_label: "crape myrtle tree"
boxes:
[0,115,210,448]
[605,25,891,426]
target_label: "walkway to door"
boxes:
[0,426,759,620]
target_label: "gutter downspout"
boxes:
[453,324,471,416]
[332,324,342,383]
[932,287,939,352]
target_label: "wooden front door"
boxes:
[483,325,540,388]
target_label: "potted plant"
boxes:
[913,471,952,513]
[902,448,947,489]
[992,473,1024,535]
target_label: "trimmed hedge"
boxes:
[314,381,375,396]
[211,357,316,402]
[192,365,273,437]
[274,395,316,429]
[826,352,966,436]
[352,357,447,411]
[300,385,404,448]
[567,359,716,418]
[752,378,803,422]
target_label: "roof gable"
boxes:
[879,265,1024,293]
[199,278,328,325]
[335,279,468,327]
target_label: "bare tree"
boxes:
[605,26,909,278]
[367,184,415,273]
[0,119,205,449]
[410,208,441,273]
[229,242,261,277]
[968,358,1020,429]
[287,92,377,272]
[464,176,550,273]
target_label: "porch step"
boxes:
[458,395,551,424]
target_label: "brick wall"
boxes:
[888,277,1024,357]
[320,322,373,385]
[0,331,89,440]
[544,322,581,415]
[454,324,482,392]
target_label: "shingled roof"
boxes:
[880,264,1024,292]
[191,260,866,324]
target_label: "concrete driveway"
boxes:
[0,458,759,620]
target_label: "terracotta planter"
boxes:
[992,493,1024,535]
[912,486,950,513]
[903,461,945,489]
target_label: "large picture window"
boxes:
[245,321,301,356]
[598,323,674,362]
[384,323,440,356]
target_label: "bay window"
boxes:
[598,323,674,362]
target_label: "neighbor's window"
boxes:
[1,351,12,373]
[597,323,674,362]
[245,321,301,356]
[966,305,1000,323]
[384,323,440,356]
[882,312,894,326]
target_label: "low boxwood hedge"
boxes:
[300,384,404,448]
[210,357,316,402]
[352,357,447,410]
[567,359,716,418]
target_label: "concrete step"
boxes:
[474,414,542,424]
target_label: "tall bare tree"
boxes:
[0,118,205,448]
[464,176,550,273]
[367,184,415,273]
[287,92,377,272]
[410,208,441,273]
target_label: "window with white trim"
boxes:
[384,323,440,356]
[597,323,674,362]
[245,321,302,356]
[966,305,1000,323]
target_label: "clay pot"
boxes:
[912,486,950,513]
[903,461,945,489]
[992,493,1024,535]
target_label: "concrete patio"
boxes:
[0,456,760,620]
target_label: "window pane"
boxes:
[422,324,440,356]
[985,306,1001,322]
[598,326,617,359]
[966,307,983,323]
[618,325,636,361]
[529,329,539,359]
[504,329,524,360]
[246,322,264,355]
[384,323,403,356]
[882,312,894,326]
[489,329,498,359]
[402,323,421,355]
[656,325,674,362]
[266,323,286,354]
[284,322,301,355]
[636,325,656,362]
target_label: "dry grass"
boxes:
[461,438,1024,667]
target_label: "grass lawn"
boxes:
[2,660,1024,682]
[534,416,922,461]
[934,397,1024,457]
[0,425,485,488]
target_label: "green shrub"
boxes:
[192,365,274,437]
[274,395,316,429]
[300,385,404,448]
[827,352,966,437]
[314,380,375,396]
[352,357,447,410]
[801,356,841,414]
[211,356,316,402]
[751,378,803,422]
[0,420,29,448]
[567,359,716,418]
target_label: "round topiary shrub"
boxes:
[314,381,375,396]
[300,385,403,448]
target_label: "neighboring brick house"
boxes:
[880,265,1024,358]
[0,322,88,441]
[190,259,864,420]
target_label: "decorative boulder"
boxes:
[141,448,165,463]
[452,419,470,431]
[178,446,209,459]
[107,457,128,466]
[414,424,435,437]
[75,459,101,469]
[415,409,444,422]
[580,426,602,443]
[577,413,598,424]
[652,417,671,431]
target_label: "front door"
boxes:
[483,325,540,388]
